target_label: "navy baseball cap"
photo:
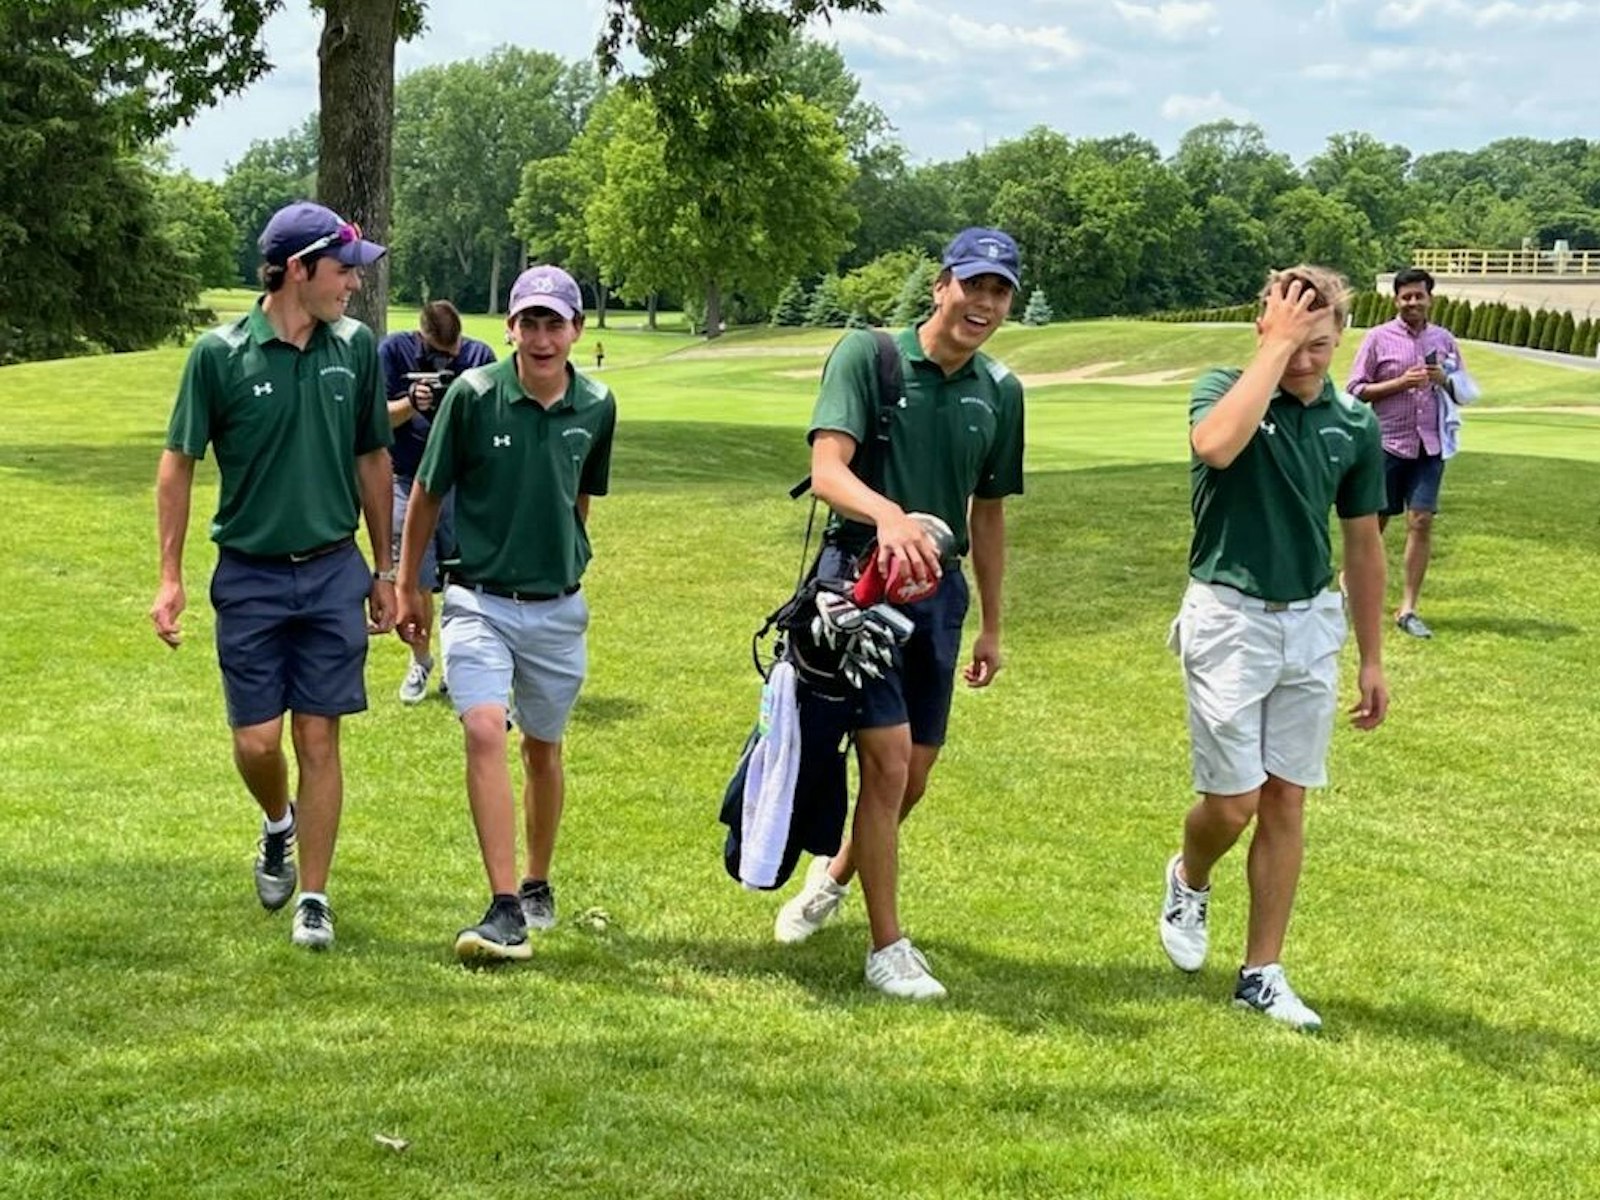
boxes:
[259,201,386,267]
[508,265,583,321]
[942,227,1021,290]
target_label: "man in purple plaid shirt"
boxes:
[1346,268,1464,639]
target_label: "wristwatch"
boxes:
[375,568,398,583]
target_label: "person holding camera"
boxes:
[378,301,496,702]
[1346,268,1465,639]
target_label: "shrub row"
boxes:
[1156,291,1600,358]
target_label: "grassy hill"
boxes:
[4,313,1599,1198]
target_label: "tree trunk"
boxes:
[596,278,607,329]
[488,242,502,314]
[705,279,722,339]
[318,0,398,338]
[647,293,657,331]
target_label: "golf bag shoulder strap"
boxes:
[788,330,906,499]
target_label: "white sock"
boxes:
[264,809,294,834]
[298,892,328,909]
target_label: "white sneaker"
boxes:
[774,856,849,944]
[864,937,947,1000]
[1234,963,1322,1032]
[291,897,335,950]
[1159,852,1210,973]
[398,658,432,704]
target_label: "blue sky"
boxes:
[170,0,1598,180]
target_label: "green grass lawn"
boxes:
[3,316,1599,1198]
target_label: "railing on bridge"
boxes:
[1413,248,1600,277]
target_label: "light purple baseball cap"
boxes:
[508,265,583,321]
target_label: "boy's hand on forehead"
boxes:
[1260,277,1330,347]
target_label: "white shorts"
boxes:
[1168,580,1347,795]
[440,584,589,742]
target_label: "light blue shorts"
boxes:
[439,584,589,741]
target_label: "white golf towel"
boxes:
[739,661,801,889]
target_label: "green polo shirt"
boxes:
[1189,368,1384,602]
[417,357,616,594]
[165,300,391,556]
[808,326,1025,555]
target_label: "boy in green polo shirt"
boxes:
[151,201,395,951]
[396,265,615,964]
[1158,266,1390,1031]
[772,228,1026,1000]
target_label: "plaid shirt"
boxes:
[1346,317,1463,459]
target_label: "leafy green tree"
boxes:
[1171,121,1297,214]
[0,11,212,361]
[219,117,319,285]
[1193,195,1273,306]
[1022,289,1054,326]
[1305,132,1413,261]
[839,251,931,325]
[1267,188,1382,286]
[151,163,241,287]
[579,90,855,336]
[392,48,594,312]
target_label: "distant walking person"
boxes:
[1158,266,1389,1032]
[396,265,616,964]
[150,201,395,949]
[378,301,496,703]
[1346,267,1466,639]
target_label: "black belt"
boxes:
[223,536,354,566]
[444,574,579,603]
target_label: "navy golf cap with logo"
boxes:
[942,227,1022,290]
[259,201,387,267]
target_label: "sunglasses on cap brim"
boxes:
[289,221,363,262]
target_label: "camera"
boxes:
[403,369,455,417]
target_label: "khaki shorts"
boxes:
[1168,580,1347,795]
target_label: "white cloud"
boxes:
[1160,91,1249,121]
[1302,45,1487,81]
[1376,0,1590,28]
[1113,1,1220,40]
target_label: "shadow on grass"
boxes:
[1325,995,1600,1077]
[1419,615,1580,640]
[573,692,649,725]
[0,436,166,494]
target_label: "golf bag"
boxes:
[719,331,906,889]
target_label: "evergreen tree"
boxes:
[1554,311,1577,354]
[770,278,810,326]
[1512,307,1533,346]
[1453,300,1474,337]
[1022,289,1055,326]
[1496,305,1519,345]
[805,274,849,327]
[1434,296,1456,332]
[1536,310,1558,351]
[845,309,870,329]
[1573,318,1594,358]
[888,259,939,326]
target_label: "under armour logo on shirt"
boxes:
[493,435,512,447]
[1260,419,1277,435]
[253,382,274,397]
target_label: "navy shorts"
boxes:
[1382,451,1445,516]
[815,544,971,747]
[210,543,372,728]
